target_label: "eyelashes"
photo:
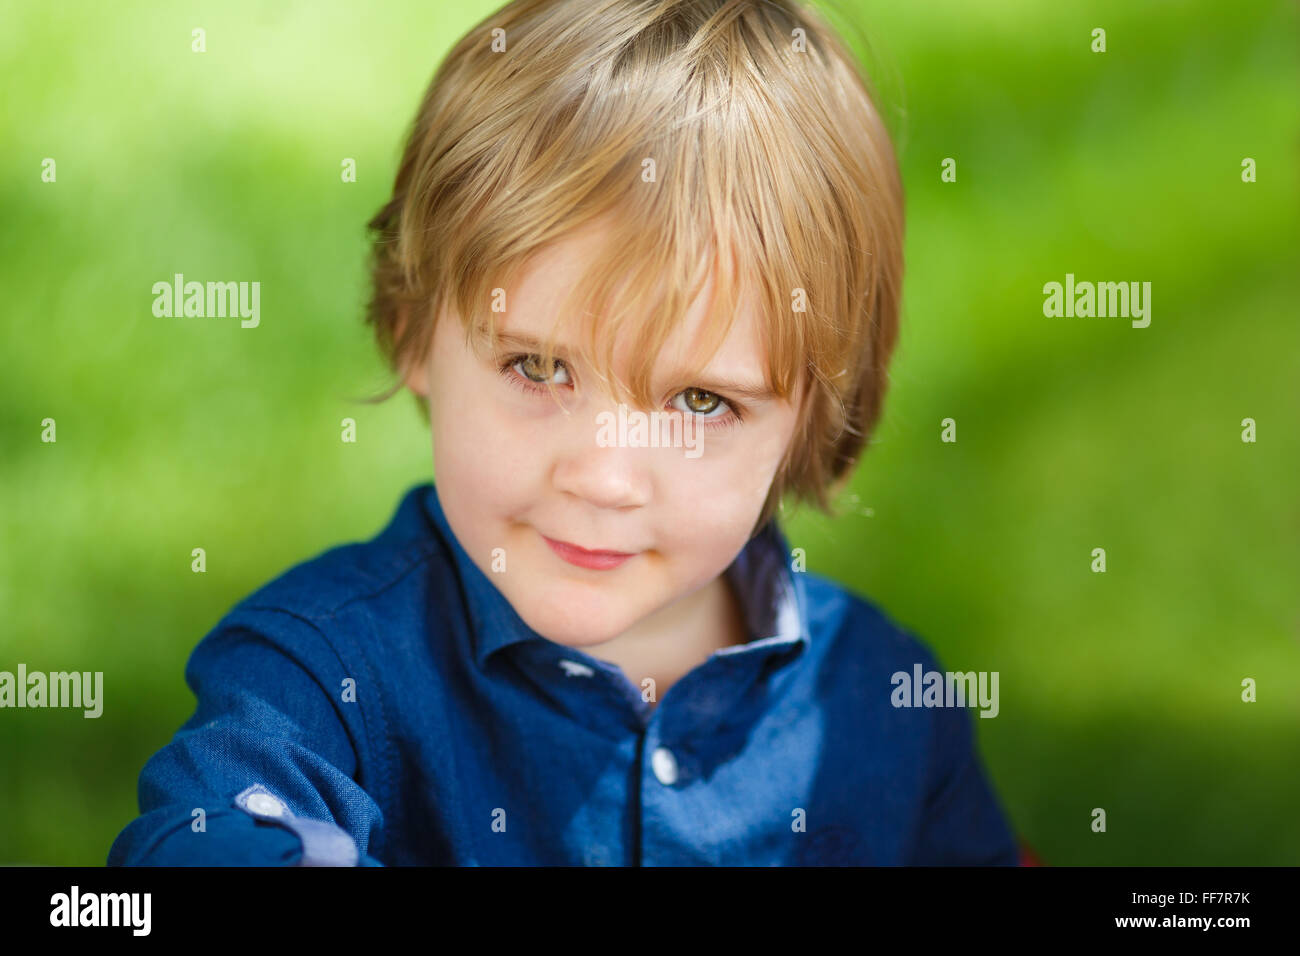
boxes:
[495,353,745,431]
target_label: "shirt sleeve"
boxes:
[107,609,386,866]
[910,691,1020,866]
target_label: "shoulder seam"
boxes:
[239,536,440,623]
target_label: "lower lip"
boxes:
[542,536,636,570]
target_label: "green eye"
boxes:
[680,387,720,415]
[671,387,730,419]
[517,354,571,385]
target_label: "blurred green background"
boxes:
[2,0,1297,865]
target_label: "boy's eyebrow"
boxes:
[488,331,573,359]
[488,330,775,401]
[689,378,776,401]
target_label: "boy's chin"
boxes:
[512,592,641,649]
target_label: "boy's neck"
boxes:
[591,570,749,709]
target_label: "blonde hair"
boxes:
[364,0,904,534]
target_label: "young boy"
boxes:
[109,0,1019,866]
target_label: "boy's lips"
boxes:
[541,534,638,571]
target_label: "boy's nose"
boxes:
[550,410,652,511]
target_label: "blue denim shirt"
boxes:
[108,482,1019,866]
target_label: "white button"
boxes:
[651,747,678,785]
[558,659,594,678]
[247,792,285,816]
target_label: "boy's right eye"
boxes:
[499,353,572,389]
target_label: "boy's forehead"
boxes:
[495,223,770,380]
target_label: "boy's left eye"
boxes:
[513,353,571,385]
[671,387,728,418]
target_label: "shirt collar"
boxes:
[421,483,810,670]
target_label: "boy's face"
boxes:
[405,223,803,649]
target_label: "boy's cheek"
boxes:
[654,471,764,553]
[432,397,533,475]
[669,433,787,513]
[430,414,540,540]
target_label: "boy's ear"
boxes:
[395,305,430,397]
